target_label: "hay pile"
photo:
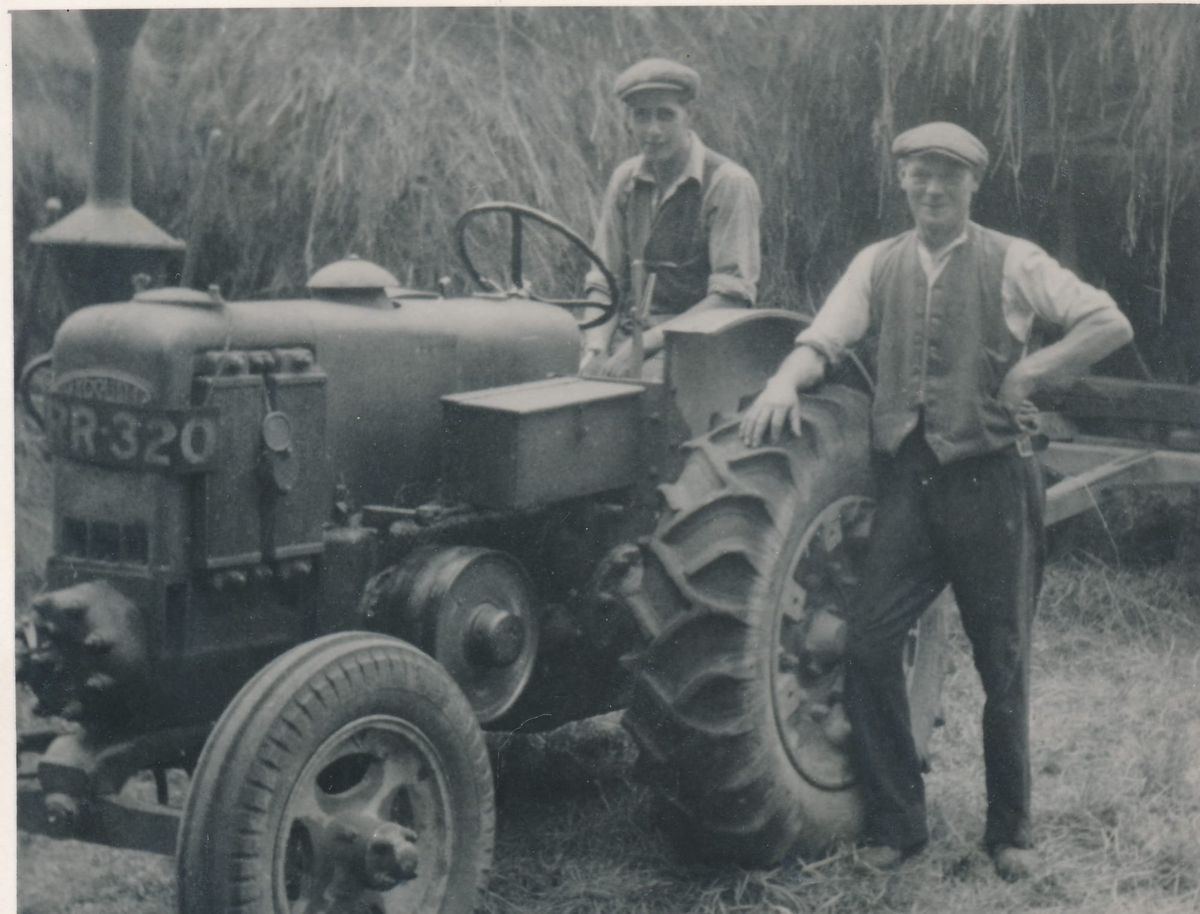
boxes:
[12,6,1200,377]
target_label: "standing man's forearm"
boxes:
[998,309,1133,409]
[736,245,875,446]
[769,344,829,391]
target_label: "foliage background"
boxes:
[11,5,1200,377]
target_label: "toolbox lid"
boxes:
[442,376,642,415]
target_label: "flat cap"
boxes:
[892,122,989,174]
[615,57,700,103]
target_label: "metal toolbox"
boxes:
[441,376,644,508]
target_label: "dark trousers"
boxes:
[844,431,1045,852]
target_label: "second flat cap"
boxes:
[892,122,989,173]
[615,57,700,102]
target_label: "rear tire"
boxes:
[624,386,946,866]
[177,632,494,914]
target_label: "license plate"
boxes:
[46,394,219,473]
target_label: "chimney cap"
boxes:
[31,201,186,251]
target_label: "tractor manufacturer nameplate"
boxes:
[45,394,219,473]
[55,370,153,405]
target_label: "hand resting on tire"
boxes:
[739,345,828,447]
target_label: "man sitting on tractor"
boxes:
[580,57,762,379]
[740,122,1133,880]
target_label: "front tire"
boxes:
[177,632,494,914]
[624,386,946,866]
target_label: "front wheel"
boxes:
[624,386,946,866]
[177,633,494,914]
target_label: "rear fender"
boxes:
[661,308,805,443]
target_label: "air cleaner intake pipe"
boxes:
[85,10,145,207]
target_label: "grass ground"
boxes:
[16,558,1200,914]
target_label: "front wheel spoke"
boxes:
[284,819,339,912]
[364,754,423,822]
[288,775,338,827]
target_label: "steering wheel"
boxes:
[454,202,620,330]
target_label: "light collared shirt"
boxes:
[585,132,761,308]
[796,223,1123,364]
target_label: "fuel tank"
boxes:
[51,289,581,514]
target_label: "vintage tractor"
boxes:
[19,11,1200,914]
[15,162,958,914]
[14,12,952,911]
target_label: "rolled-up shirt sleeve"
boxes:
[1002,239,1124,338]
[584,163,632,304]
[704,164,761,304]
[793,242,881,364]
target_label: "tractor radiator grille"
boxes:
[61,517,149,565]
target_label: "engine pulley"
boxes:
[363,546,538,724]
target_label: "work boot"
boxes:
[990,845,1038,881]
[852,842,925,874]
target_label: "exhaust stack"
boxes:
[31,10,185,307]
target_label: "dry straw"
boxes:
[12,7,1200,377]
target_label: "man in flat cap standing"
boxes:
[740,122,1132,878]
[580,57,761,378]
